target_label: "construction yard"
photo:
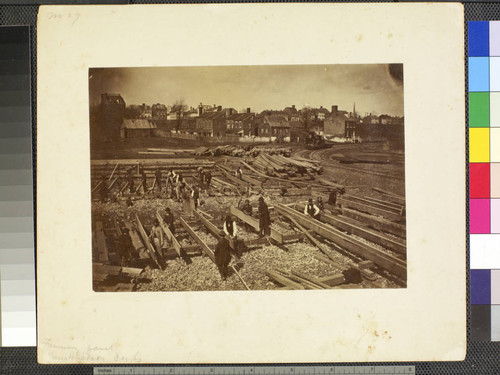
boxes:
[91,141,407,292]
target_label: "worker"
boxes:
[164,207,175,235]
[126,196,133,207]
[258,196,271,237]
[316,197,324,212]
[327,189,337,206]
[304,198,320,220]
[155,167,162,192]
[214,230,231,280]
[235,166,243,180]
[240,199,252,216]
[205,170,212,190]
[223,214,238,239]
[176,179,185,201]
[127,168,135,193]
[141,168,148,193]
[165,168,173,190]
[149,219,164,257]
[99,175,108,203]
[197,167,205,186]
[191,185,200,210]
[117,228,134,266]
[175,171,183,184]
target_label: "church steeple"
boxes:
[353,102,356,118]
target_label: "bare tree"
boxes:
[171,100,187,131]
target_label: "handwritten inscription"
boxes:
[47,12,80,26]
[42,339,140,362]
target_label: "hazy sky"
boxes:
[89,64,404,116]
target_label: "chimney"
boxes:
[247,107,251,114]
[292,105,295,110]
[217,106,222,112]
[198,103,203,116]
[226,108,232,117]
[331,105,338,116]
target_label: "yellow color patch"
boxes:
[470,128,490,162]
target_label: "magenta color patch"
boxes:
[470,198,491,233]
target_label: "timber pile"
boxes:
[191,145,293,157]
[251,154,323,177]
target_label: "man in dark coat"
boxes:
[164,207,175,235]
[205,171,212,190]
[258,196,271,237]
[117,228,134,266]
[214,230,231,280]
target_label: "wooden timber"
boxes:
[338,197,404,222]
[266,270,305,289]
[294,204,406,254]
[317,178,345,190]
[230,206,283,244]
[275,269,322,290]
[372,187,405,201]
[341,207,406,238]
[291,270,332,289]
[217,164,262,187]
[344,195,402,214]
[108,163,119,181]
[180,217,215,262]
[275,204,407,280]
[317,274,346,287]
[155,212,184,259]
[363,196,403,210]
[95,221,109,262]
[133,214,163,269]
[123,220,147,258]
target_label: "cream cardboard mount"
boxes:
[36,3,466,364]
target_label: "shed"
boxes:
[120,119,157,138]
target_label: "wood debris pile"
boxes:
[192,145,293,157]
[251,153,323,178]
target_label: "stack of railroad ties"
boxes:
[91,155,407,291]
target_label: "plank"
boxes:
[291,270,332,289]
[121,267,144,276]
[156,211,183,257]
[95,221,108,262]
[317,178,345,190]
[92,263,120,276]
[230,206,283,244]
[108,163,119,181]
[344,195,402,214]
[338,197,404,222]
[295,204,406,254]
[123,220,147,257]
[266,270,305,289]
[372,187,405,201]
[133,214,163,269]
[363,196,403,210]
[341,207,406,238]
[276,204,407,280]
[180,217,215,262]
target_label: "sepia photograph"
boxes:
[89,64,407,292]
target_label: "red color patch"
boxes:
[470,163,490,198]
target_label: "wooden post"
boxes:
[133,214,163,269]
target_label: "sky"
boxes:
[89,64,404,117]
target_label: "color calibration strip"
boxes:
[469,21,500,341]
[0,26,35,346]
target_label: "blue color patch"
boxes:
[471,269,491,305]
[469,57,490,92]
[469,21,490,56]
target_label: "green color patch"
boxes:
[469,92,490,127]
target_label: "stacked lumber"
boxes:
[251,154,322,177]
[191,145,293,157]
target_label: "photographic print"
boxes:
[89,64,407,292]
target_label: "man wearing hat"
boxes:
[258,196,271,237]
[214,229,231,280]
[164,207,175,235]
[149,219,164,256]
[304,198,320,220]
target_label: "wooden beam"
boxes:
[338,197,404,222]
[363,196,403,210]
[344,195,402,214]
[266,270,305,289]
[291,270,332,289]
[180,217,215,262]
[372,187,405,201]
[95,221,108,262]
[341,207,406,238]
[134,214,163,269]
[275,204,407,280]
[123,220,147,258]
[155,211,183,258]
[108,162,119,181]
[295,204,406,254]
[229,206,284,244]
